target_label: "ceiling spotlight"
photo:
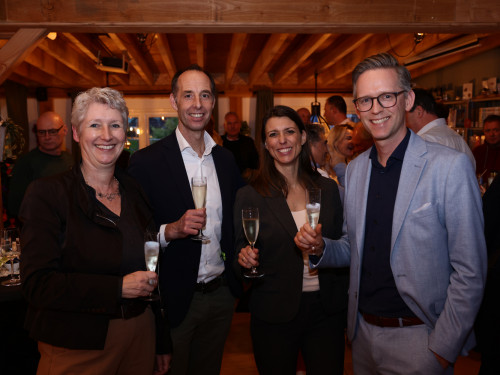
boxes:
[47,32,57,41]
[414,33,425,44]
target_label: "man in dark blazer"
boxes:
[129,65,244,375]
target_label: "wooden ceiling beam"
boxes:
[408,34,500,79]
[225,33,247,88]
[37,38,105,85]
[62,33,101,62]
[0,28,47,86]
[248,34,290,87]
[274,34,331,84]
[298,34,374,83]
[15,61,71,87]
[156,34,177,79]
[320,34,409,87]
[109,33,156,86]
[24,48,89,86]
[1,0,498,33]
[187,34,205,68]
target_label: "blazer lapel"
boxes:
[352,156,371,257]
[391,133,427,250]
[163,134,194,210]
[264,191,299,240]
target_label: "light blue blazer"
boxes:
[318,131,487,363]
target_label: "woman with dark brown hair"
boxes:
[234,105,348,375]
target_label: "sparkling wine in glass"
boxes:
[191,176,209,241]
[144,231,160,301]
[306,188,321,230]
[1,228,21,286]
[242,207,263,278]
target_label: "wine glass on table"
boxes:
[191,176,209,241]
[144,231,160,301]
[1,228,21,287]
[306,188,321,252]
[242,207,263,279]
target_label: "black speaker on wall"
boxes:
[36,87,48,102]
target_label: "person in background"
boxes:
[222,111,259,180]
[297,107,312,125]
[8,111,73,218]
[473,114,500,185]
[295,52,486,375]
[20,87,170,375]
[205,115,223,146]
[129,65,244,375]
[352,122,373,157]
[326,124,354,187]
[324,95,356,129]
[305,123,329,178]
[475,173,500,375]
[406,87,475,169]
[235,105,347,375]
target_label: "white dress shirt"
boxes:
[159,127,225,283]
[418,118,476,169]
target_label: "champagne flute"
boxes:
[144,231,160,301]
[1,228,21,286]
[306,188,321,230]
[242,207,264,278]
[191,176,209,241]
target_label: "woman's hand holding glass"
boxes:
[295,222,325,256]
[121,271,158,299]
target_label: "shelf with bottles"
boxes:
[470,94,500,128]
[442,99,469,128]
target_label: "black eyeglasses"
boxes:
[353,91,406,112]
[36,125,63,136]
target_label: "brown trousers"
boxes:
[37,308,155,375]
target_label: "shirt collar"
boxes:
[175,126,217,156]
[369,129,411,167]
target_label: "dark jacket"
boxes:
[128,133,245,328]
[20,165,170,352]
[233,176,348,323]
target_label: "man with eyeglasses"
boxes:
[295,53,486,374]
[8,111,73,217]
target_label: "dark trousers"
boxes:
[251,291,345,375]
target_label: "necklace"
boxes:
[83,173,121,202]
[95,178,121,202]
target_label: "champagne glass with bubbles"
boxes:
[242,207,263,278]
[306,188,321,230]
[191,175,209,241]
[144,231,160,301]
[1,228,21,286]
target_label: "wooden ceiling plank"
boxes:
[298,34,374,83]
[37,38,105,85]
[225,33,247,88]
[62,32,101,62]
[24,48,91,86]
[156,34,177,79]
[409,33,500,79]
[248,33,290,86]
[15,61,71,87]
[109,33,156,86]
[195,33,204,68]
[320,34,409,86]
[274,34,331,84]
[0,28,47,86]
